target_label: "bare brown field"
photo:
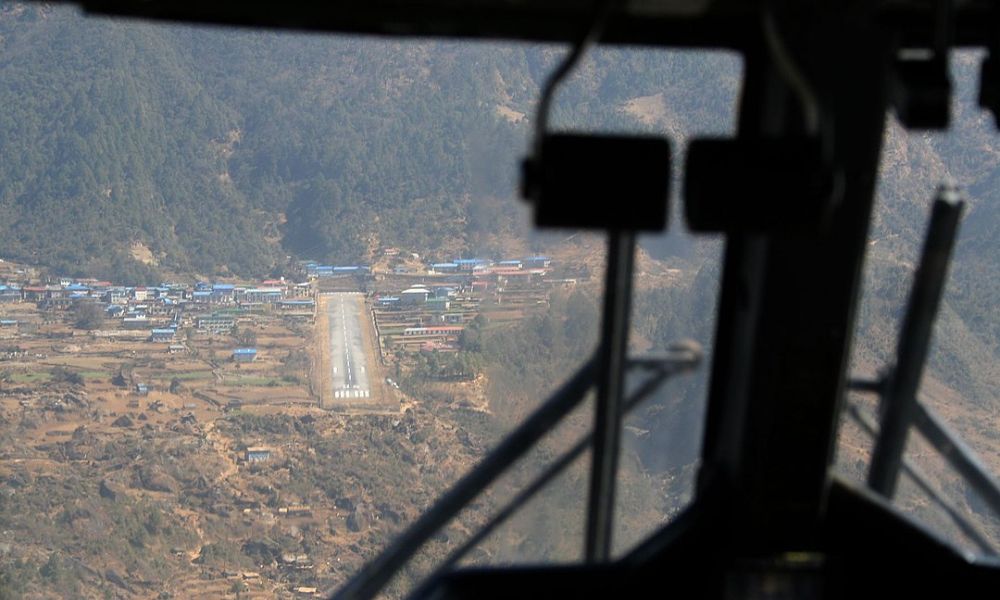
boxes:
[312,294,333,409]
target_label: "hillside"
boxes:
[0,4,737,278]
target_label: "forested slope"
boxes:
[0,3,737,278]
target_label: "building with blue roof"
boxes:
[307,264,369,278]
[309,265,335,277]
[150,329,176,342]
[232,348,258,363]
[276,299,315,310]
[209,285,236,303]
[430,262,459,273]
[524,256,552,268]
[0,285,21,303]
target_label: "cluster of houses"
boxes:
[377,256,553,310]
[374,284,466,352]
[427,256,553,293]
[426,256,551,274]
[0,276,316,341]
[372,255,561,354]
[0,278,312,306]
[303,256,553,279]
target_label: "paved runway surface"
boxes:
[327,293,370,401]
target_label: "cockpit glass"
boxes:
[6,2,999,597]
[834,50,1000,557]
[0,4,745,595]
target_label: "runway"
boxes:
[326,292,371,401]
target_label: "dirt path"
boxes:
[174,506,207,562]
[203,421,238,484]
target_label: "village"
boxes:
[0,250,580,360]
[0,249,588,597]
[0,248,588,411]
[368,254,562,356]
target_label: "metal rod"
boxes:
[415,429,591,599]
[847,378,885,394]
[333,356,598,600]
[868,187,964,497]
[847,404,996,556]
[410,352,702,599]
[913,402,1000,518]
[627,343,703,371]
[586,231,636,562]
